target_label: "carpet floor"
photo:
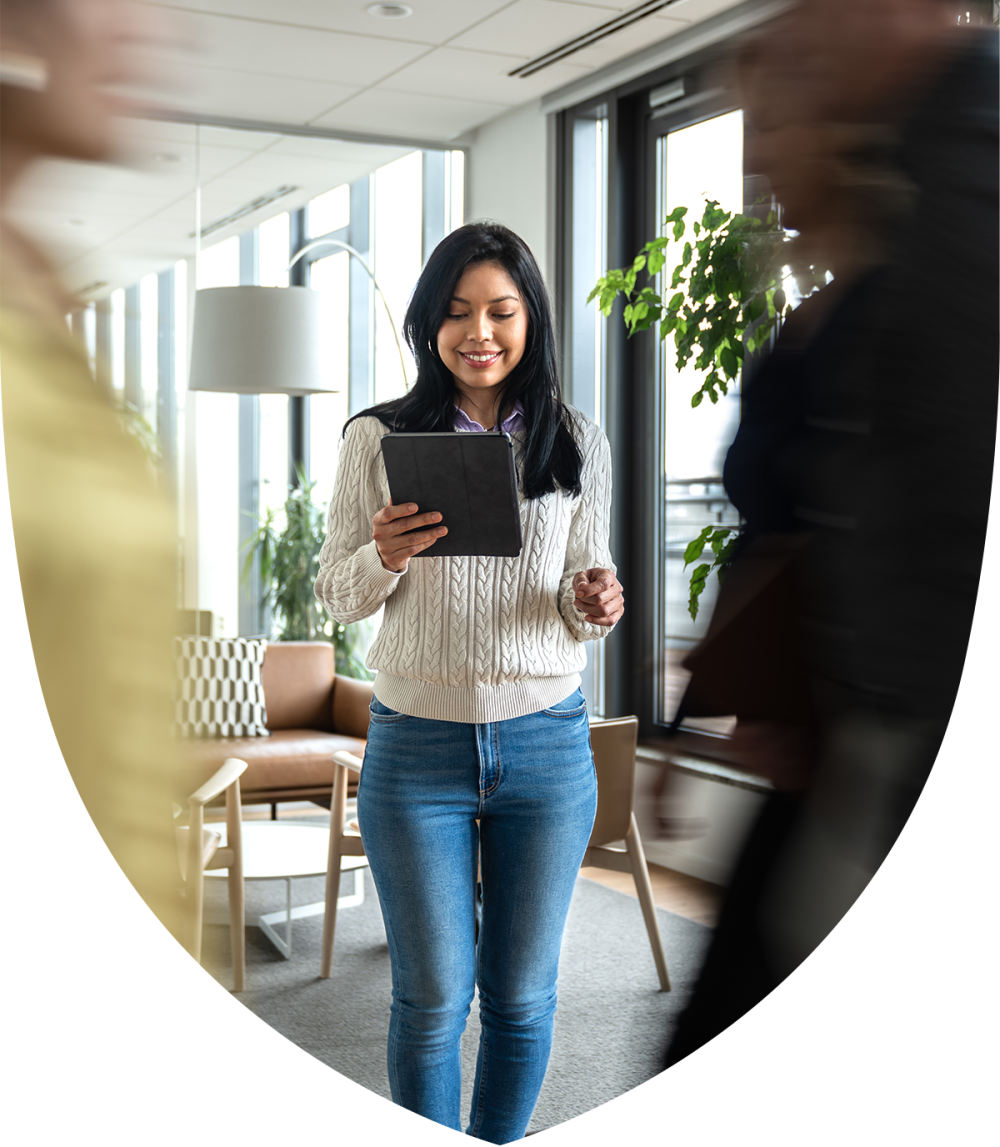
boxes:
[200,851,710,1134]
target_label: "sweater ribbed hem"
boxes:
[372,672,583,724]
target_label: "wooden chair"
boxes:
[321,750,366,978]
[175,757,247,992]
[584,716,671,991]
[322,719,670,991]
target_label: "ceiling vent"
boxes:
[191,185,300,240]
[508,0,682,79]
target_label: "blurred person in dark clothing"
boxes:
[665,0,997,1066]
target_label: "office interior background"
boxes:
[5,0,999,1143]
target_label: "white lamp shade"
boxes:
[187,285,335,395]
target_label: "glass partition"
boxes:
[13,122,465,640]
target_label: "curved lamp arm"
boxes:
[288,239,409,392]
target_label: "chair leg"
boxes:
[320,763,349,979]
[624,812,671,991]
[186,803,206,964]
[226,780,246,993]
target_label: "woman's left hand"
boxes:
[572,569,624,627]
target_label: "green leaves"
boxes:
[682,525,740,620]
[588,198,795,406]
[686,563,711,620]
[589,196,831,623]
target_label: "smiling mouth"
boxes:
[459,351,502,368]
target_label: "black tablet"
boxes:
[380,432,522,558]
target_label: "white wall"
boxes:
[466,100,551,285]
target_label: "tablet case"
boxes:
[380,432,523,557]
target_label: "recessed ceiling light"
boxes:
[367,3,412,18]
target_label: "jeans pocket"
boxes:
[369,696,408,723]
[541,689,588,718]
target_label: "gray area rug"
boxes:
[201,849,710,1133]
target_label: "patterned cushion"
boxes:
[174,636,270,738]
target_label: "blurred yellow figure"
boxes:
[1,0,185,941]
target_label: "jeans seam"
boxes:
[487,722,502,797]
[480,722,502,798]
[382,905,405,1104]
[470,1029,489,1137]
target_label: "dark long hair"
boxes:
[345,221,583,499]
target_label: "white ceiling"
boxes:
[9,0,745,296]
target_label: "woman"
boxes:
[314,222,623,1143]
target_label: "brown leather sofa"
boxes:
[183,641,372,811]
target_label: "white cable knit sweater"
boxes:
[314,409,616,723]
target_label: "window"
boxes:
[558,45,749,750]
[656,111,743,736]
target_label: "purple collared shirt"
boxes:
[453,401,526,435]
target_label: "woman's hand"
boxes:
[373,502,448,573]
[572,568,624,627]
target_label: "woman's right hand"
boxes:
[373,502,448,572]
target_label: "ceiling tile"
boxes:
[653,0,745,23]
[311,88,510,142]
[159,10,430,86]
[165,62,361,123]
[377,46,591,105]
[149,0,517,45]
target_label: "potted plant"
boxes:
[240,468,373,679]
[590,199,824,618]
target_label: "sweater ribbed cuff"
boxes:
[357,539,406,594]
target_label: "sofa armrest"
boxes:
[331,675,373,739]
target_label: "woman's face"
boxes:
[436,261,529,397]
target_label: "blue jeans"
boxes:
[356,689,598,1144]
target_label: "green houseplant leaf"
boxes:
[591,198,829,619]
